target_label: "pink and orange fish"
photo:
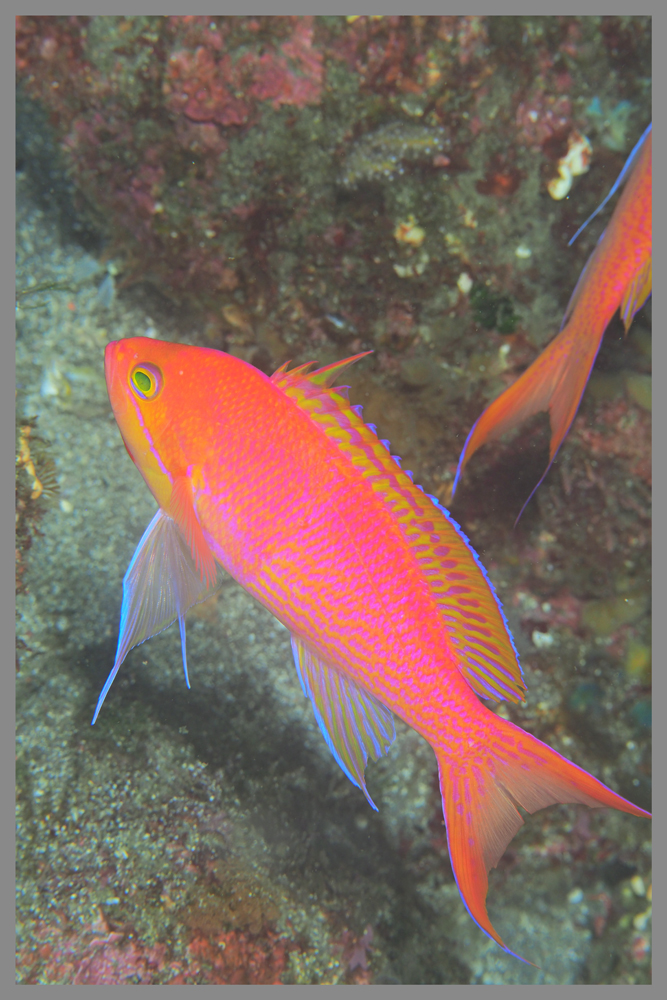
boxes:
[96,335,650,962]
[453,123,652,519]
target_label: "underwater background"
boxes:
[16,16,651,984]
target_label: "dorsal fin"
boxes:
[273,357,526,704]
[271,351,372,391]
[568,122,652,247]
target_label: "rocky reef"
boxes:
[16,16,651,984]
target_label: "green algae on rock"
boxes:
[340,123,449,187]
[581,591,650,637]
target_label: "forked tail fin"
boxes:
[452,317,605,521]
[435,714,650,962]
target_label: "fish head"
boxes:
[105,336,270,510]
[105,336,212,509]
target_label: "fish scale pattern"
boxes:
[272,358,527,705]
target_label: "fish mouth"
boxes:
[104,337,141,425]
[104,337,141,400]
[104,338,123,392]
[103,338,154,475]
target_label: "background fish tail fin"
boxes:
[511,318,606,521]
[436,715,649,959]
[454,325,575,497]
[545,319,607,463]
[454,316,607,510]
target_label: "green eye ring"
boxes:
[130,364,162,400]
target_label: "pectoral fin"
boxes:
[92,508,218,723]
[169,474,217,588]
[620,256,651,332]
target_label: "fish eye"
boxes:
[130,364,162,400]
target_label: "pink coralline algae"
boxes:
[16,909,291,985]
[571,399,651,486]
[333,15,488,95]
[167,928,289,985]
[252,18,323,107]
[17,911,168,985]
[332,923,374,982]
[346,925,374,971]
[515,91,572,149]
[71,936,166,985]
[164,17,323,127]
[15,14,333,305]
[166,48,251,127]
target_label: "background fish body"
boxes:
[102,336,649,961]
[562,124,651,342]
[453,126,652,518]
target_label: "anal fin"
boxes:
[291,637,395,809]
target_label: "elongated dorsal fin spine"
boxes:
[271,352,372,391]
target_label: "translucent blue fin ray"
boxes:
[179,614,190,689]
[92,509,218,723]
[291,636,396,809]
